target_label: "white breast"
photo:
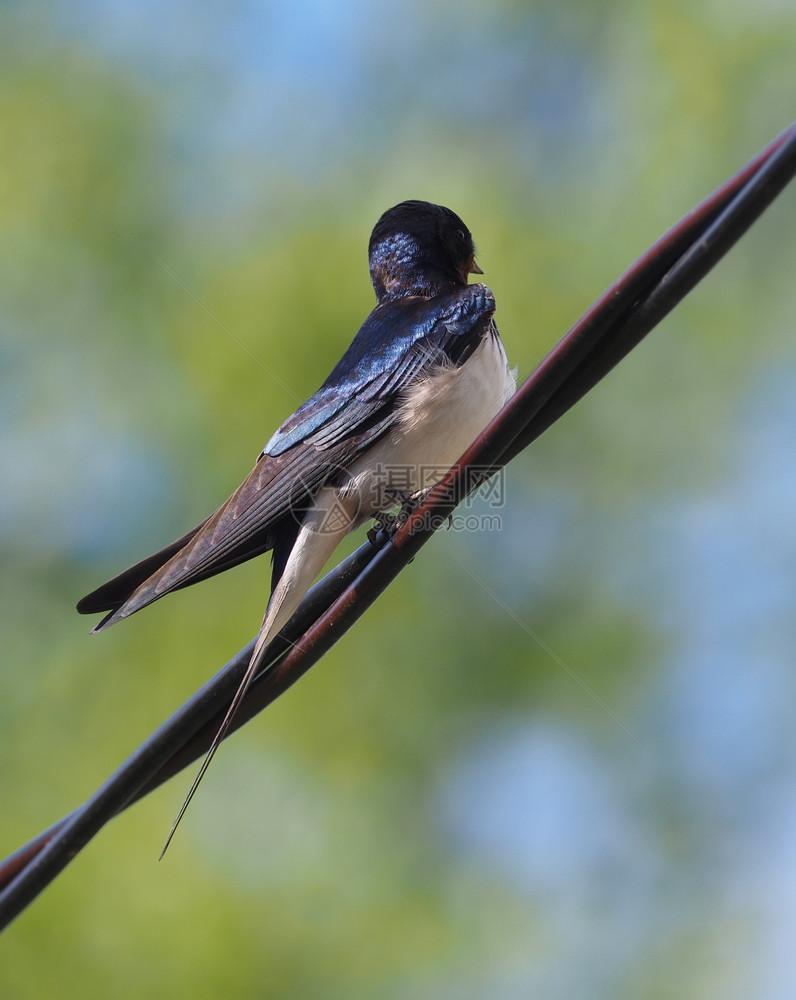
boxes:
[347,328,516,518]
[397,328,515,457]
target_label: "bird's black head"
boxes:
[368,200,483,302]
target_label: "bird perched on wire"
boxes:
[78,200,516,847]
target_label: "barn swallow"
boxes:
[78,200,515,841]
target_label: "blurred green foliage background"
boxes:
[2,1,796,997]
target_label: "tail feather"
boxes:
[88,529,278,633]
[159,487,357,855]
[159,551,312,858]
[77,521,209,616]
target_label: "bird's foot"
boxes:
[368,487,426,542]
[368,510,399,544]
[386,486,431,528]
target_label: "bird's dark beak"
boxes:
[468,256,484,275]
[462,255,483,280]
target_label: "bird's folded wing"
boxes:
[265,284,496,454]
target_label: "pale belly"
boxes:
[345,327,516,520]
